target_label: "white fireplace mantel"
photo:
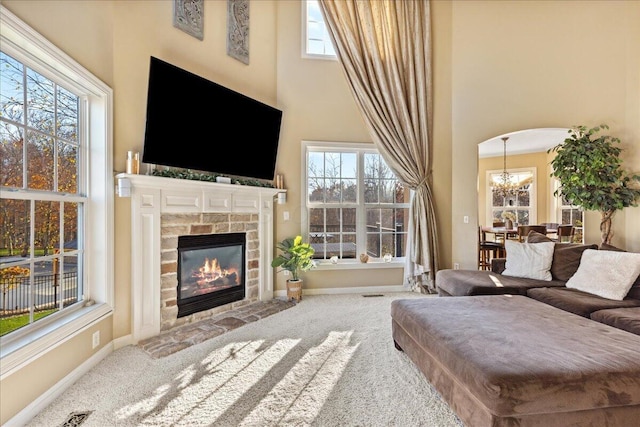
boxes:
[117,173,282,343]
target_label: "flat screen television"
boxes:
[142,56,282,181]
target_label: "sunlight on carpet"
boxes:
[115,331,357,426]
[116,338,300,425]
[239,330,357,425]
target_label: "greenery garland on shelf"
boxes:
[151,168,275,188]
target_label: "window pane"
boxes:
[0,264,30,326]
[58,141,79,193]
[341,178,357,202]
[56,85,78,143]
[0,198,30,257]
[308,177,326,203]
[34,200,60,257]
[0,52,25,124]
[27,130,54,191]
[63,202,79,251]
[309,207,324,233]
[0,122,24,188]
[26,68,55,134]
[308,151,324,177]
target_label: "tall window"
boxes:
[303,0,336,58]
[487,169,536,225]
[305,141,409,262]
[1,51,84,334]
[0,6,112,363]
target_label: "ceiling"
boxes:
[478,128,569,159]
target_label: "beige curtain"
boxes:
[318,0,439,292]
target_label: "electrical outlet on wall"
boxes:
[92,331,100,349]
[454,263,460,270]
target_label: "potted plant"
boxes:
[271,235,315,301]
[548,124,640,244]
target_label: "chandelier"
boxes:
[492,136,521,198]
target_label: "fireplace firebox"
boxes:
[177,232,246,318]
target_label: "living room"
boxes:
[1,0,639,425]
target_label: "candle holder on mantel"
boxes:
[274,174,286,204]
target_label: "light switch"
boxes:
[283,211,289,221]
[463,215,469,224]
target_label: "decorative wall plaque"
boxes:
[174,0,204,41]
[227,0,249,64]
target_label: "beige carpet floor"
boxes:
[26,293,462,427]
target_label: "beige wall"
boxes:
[451,0,640,269]
[2,0,640,422]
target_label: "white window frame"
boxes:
[302,140,408,270]
[551,178,584,243]
[302,0,337,60]
[0,6,114,375]
[486,167,537,226]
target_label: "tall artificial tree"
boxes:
[548,124,640,245]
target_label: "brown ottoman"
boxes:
[390,295,640,427]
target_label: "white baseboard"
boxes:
[112,334,133,350]
[274,284,407,298]
[5,343,113,427]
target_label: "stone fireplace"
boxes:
[119,173,281,343]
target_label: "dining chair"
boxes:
[556,224,575,243]
[478,226,505,270]
[517,225,547,242]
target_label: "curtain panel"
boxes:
[317,0,439,292]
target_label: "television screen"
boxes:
[142,57,282,181]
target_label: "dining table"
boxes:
[481,226,518,242]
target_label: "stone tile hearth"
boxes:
[137,298,296,358]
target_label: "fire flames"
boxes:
[193,258,239,287]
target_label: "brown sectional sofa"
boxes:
[391,237,640,426]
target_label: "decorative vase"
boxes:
[504,219,513,229]
[286,279,303,302]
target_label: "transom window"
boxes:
[303,0,336,58]
[304,141,409,262]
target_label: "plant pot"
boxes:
[286,279,303,302]
[504,219,513,229]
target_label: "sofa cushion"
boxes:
[502,240,555,281]
[526,287,640,318]
[590,307,640,336]
[436,269,566,297]
[526,231,598,281]
[526,230,552,243]
[598,243,640,300]
[551,243,599,281]
[565,249,640,300]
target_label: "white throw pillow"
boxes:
[565,249,640,300]
[502,240,555,281]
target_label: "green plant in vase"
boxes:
[271,235,315,281]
